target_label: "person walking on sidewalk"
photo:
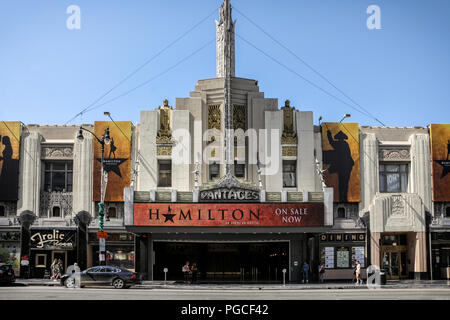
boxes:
[355,260,362,285]
[50,259,58,280]
[318,262,325,283]
[302,261,310,283]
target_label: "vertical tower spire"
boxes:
[216,0,235,176]
[215,0,235,78]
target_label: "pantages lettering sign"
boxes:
[30,229,76,249]
[200,187,259,202]
[134,203,324,227]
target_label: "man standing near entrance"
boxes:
[182,261,190,284]
[302,261,310,283]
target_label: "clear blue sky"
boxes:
[0,0,449,127]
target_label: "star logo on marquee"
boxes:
[162,206,176,223]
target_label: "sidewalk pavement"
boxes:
[11,279,450,290]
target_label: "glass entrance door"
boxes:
[381,249,406,280]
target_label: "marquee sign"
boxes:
[134,203,324,227]
[30,229,76,250]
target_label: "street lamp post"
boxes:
[77,126,110,266]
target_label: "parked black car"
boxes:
[60,265,139,289]
[0,263,15,285]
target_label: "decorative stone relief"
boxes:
[0,201,17,217]
[208,105,221,144]
[281,100,298,145]
[94,202,124,219]
[379,148,410,161]
[39,191,73,218]
[282,146,297,157]
[391,195,405,216]
[157,145,172,156]
[233,105,246,131]
[41,146,73,160]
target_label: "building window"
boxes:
[209,162,220,181]
[446,206,450,218]
[35,254,47,268]
[0,206,5,217]
[234,161,245,178]
[44,161,73,192]
[379,163,408,193]
[158,160,171,187]
[108,207,117,219]
[283,160,297,187]
[52,206,61,218]
[337,207,346,219]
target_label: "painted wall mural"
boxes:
[93,121,131,202]
[430,124,450,202]
[0,121,21,200]
[321,122,360,202]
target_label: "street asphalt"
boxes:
[1,280,450,300]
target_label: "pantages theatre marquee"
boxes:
[1,0,450,282]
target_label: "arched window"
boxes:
[52,206,61,217]
[0,206,5,217]
[108,207,117,219]
[337,207,346,219]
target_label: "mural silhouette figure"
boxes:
[0,135,20,200]
[323,130,355,202]
[108,138,117,159]
[447,140,450,160]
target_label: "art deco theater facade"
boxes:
[1,0,449,282]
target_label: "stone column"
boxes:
[172,110,192,191]
[73,134,93,215]
[18,210,36,278]
[74,210,92,271]
[17,132,42,216]
[360,132,378,215]
[263,111,282,192]
[296,111,315,191]
[409,134,432,212]
[289,236,302,282]
[138,111,158,190]
[370,232,381,268]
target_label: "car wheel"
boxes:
[65,278,75,288]
[112,278,125,289]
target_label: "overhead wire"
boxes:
[64,7,218,125]
[233,6,386,127]
[236,33,378,121]
[82,39,215,113]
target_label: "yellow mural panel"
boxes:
[430,124,450,202]
[322,122,360,202]
[0,121,21,200]
[93,121,131,202]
